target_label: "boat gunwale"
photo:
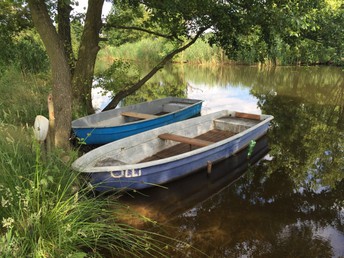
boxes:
[73,112,273,173]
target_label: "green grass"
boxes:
[0,123,174,257]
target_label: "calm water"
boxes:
[112,65,344,257]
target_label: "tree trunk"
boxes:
[28,0,72,151]
[57,0,74,72]
[72,0,104,115]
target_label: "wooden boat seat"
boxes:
[121,111,158,120]
[235,112,261,120]
[158,133,214,147]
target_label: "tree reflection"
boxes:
[167,159,343,257]
[251,67,344,189]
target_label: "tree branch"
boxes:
[105,24,183,42]
[101,27,207,111]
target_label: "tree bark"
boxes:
[57,0,74,72]
[102,28,207,111]
[72,0,104,115]
[28,0,72,151]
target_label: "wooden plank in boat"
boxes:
[235,112,261,120]
[159,133,214,147]
[121,111,158,119]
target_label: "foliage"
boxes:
[207,0,344,65]
[95,59,140,95]
[0,0,31,36]
[101,0,344,66]
[0,1,48,73]
[98,36,230,67]
[14,30,49,73]
[105,1,149,46]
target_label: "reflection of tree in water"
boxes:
[122,64,188,105]
[168,162,343,257]
[265,221,333,258]
[251,67,344,188]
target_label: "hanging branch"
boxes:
[105,25,183,42]
[102,27,207,111]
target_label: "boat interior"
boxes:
[93,112,263,167]
[121,101,197,123]
[76,100,198,127]
[139,114,261,162]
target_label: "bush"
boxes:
[0,31,49,75]
[14,35,49,73]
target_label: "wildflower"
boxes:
[65,223,72,232]
[1,189,13,207]
[2,217,14,229]
[1,196,10,207]
[0,188,13,208]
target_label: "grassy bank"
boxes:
[0,68,173,257]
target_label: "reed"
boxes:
[97,38,230,69]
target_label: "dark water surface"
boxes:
[118,65,344,257]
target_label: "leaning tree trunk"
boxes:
[102,28,207,111]
[28,0,72,151]
[72,0,104,115]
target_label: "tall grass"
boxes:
[0,123,172,257]
[0,67,50,126]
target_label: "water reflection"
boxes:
[121,136,270,223]
[117,65,344,257]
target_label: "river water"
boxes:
[103,65,344,257]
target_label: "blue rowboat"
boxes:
[72,97,203,145]
[71,110,273,191]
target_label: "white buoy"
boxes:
[34,115,49,141]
